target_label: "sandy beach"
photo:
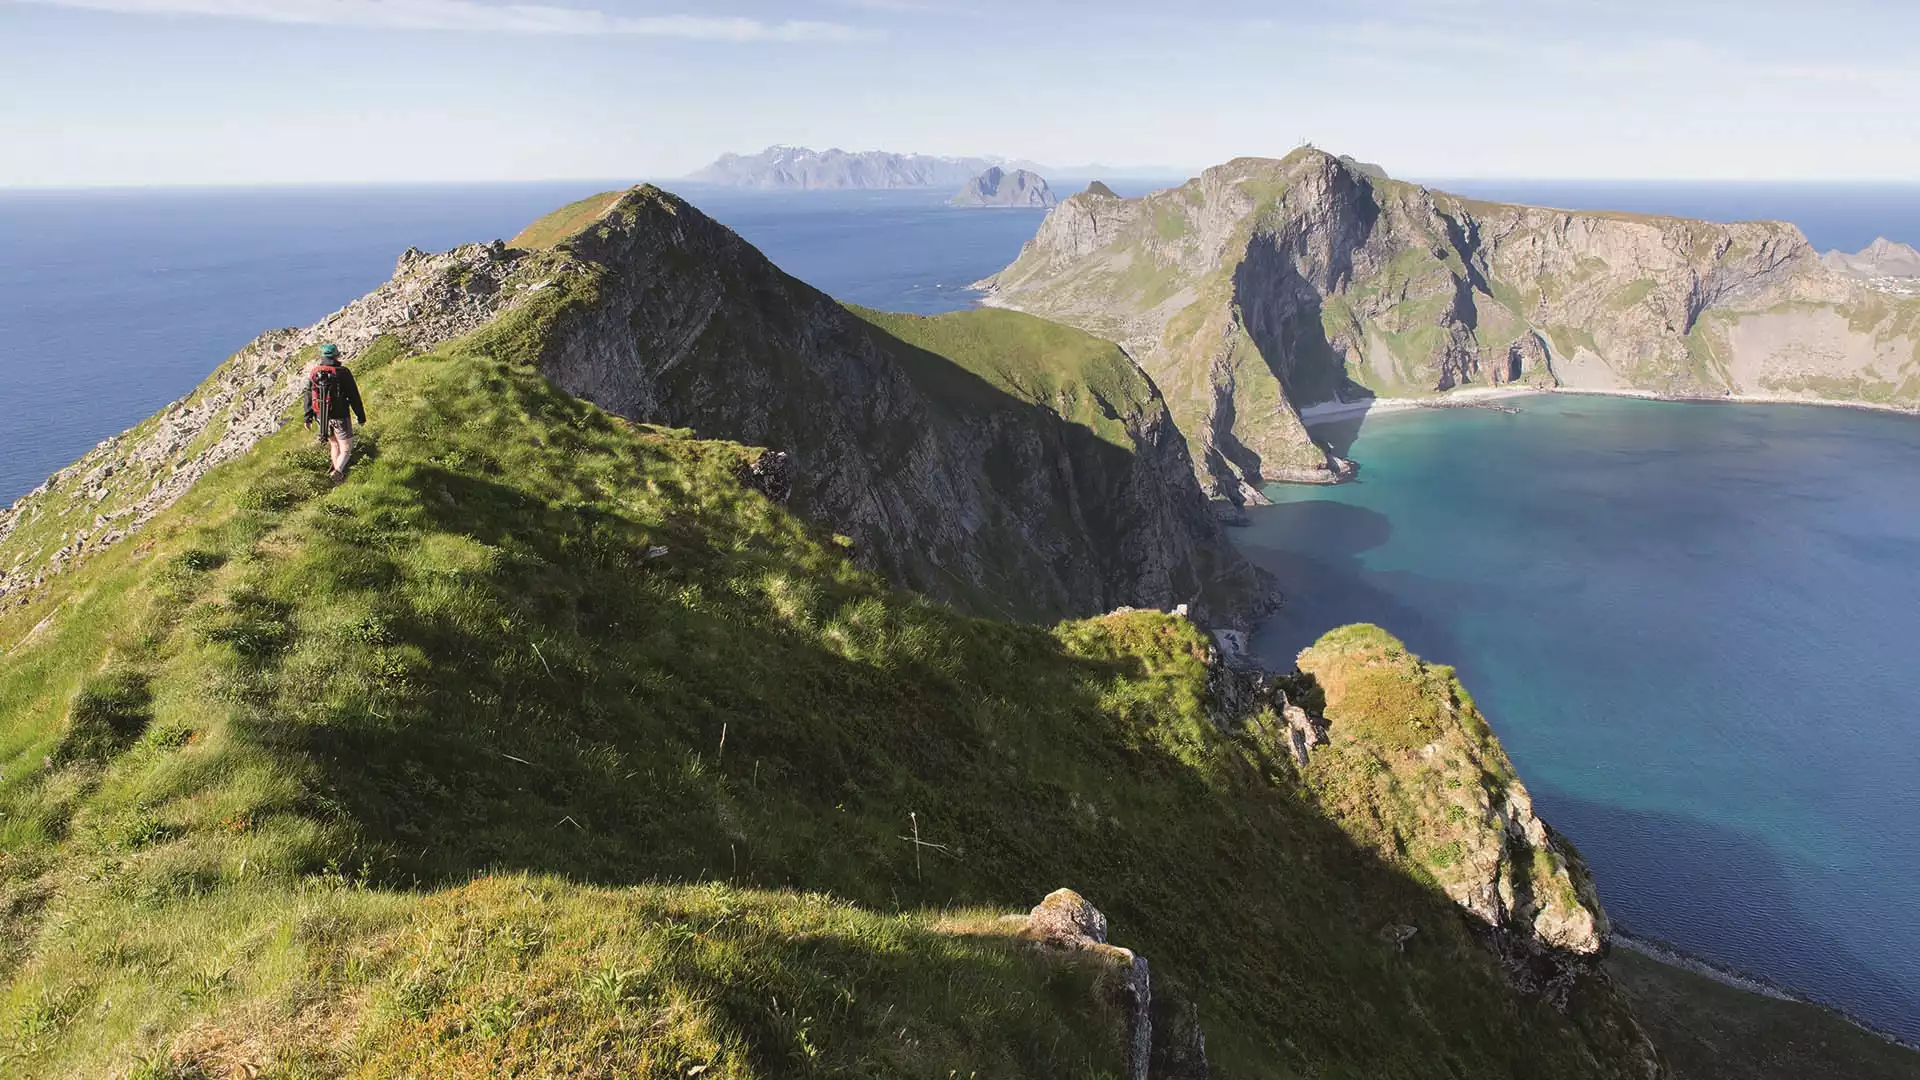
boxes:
[1299,385,1920,427]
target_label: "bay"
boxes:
[1238,394,1920,1042]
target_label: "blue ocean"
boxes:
[1242,397,1920,1042]
[4,176,1920,1040]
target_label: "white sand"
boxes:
[1299,386,1920,427]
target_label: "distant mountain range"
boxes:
[687,146,1049,190]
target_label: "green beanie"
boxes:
[320,344,340,361]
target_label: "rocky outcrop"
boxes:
[1020,889,1196,1080]
[1290,625,1611,1003]
[951,167,1057,208]
[523,186,1275,625]
[0,241,560,608]
[689,145,1039,190]
[980,149,1920,501]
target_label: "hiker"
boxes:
[303,343,366,483]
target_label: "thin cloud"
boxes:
[7,0,877,39]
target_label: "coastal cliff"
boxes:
[0,188,1270,627]
[512,187,1269,625]
[980,149,1920,500]
[0,187,1681,1079]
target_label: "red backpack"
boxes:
[309,365,344,429]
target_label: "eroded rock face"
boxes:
[981,149,1920,501]
[525,187,1276,626]
[1289,626,1614,1003]
[1020,890,1175,1080]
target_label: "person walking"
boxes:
[303,344,366,483]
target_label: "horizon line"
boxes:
[9,174,1920,194]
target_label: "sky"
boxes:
[2,0,1916,186]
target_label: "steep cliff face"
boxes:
[982,149,1920,500]
[517,186,1272,624]
[1,184,1267,627]
[1292,627,1612,990]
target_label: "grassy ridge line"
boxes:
[0,328,1135,1077]
[3,281,1647,1079]
[850,305,1154,450]
[509,192,628,251]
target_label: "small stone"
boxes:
[1379,923,1419,952]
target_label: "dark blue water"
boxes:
[1239,395,1920,1041]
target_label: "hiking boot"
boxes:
[329,467,345,484]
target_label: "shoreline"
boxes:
[1611,931,1920,1053]
[1299,385,1920,427]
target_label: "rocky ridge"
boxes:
[515,186,1274,624]
[1824,237,1920,279]
[980,149,1920,501]
[0,240,566,609]
[2,187,1272,627]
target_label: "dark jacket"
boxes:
[305,363,367,425]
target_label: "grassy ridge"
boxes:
[509,192,627,251]
[0,264,1669,1078]
[852,306,1154,450]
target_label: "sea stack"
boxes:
[951,166,1057,208]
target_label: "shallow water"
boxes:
[1236,394,1920,1040]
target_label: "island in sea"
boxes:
[951,166,1057,208]
[687,144,1046,190]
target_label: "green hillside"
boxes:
[14,187,1912,1080]
[0,224,1673,1077]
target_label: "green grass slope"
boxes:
[4,230,1659,1078]
[852,306,1156,450]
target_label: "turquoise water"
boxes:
[1237,394,1920,1041]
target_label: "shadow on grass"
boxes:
[276,459,1649,1078]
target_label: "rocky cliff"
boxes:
[1291,626,1615,999]
[514,186,1271,624]
[980,149,1920,500]
[0,186,1270,628]
[689,145,1040,190]
[0,185,1690,1079]
[952,167,1057,208]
